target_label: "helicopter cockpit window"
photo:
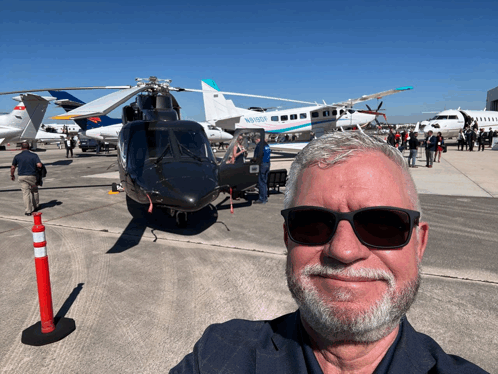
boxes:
[173,129,215,162]
[145,128,172,159]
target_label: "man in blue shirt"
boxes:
[11,142,43,216]
[252,134,271,204]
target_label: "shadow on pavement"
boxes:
[107,198,220,254]
[37,200,63,210]
[76,153,116,158]
[54,283,84,324]
[45,160,73,166]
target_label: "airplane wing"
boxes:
[332,86,413,108]
[269,142,308,154]
[52,86,148,120]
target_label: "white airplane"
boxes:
[420,109,498,138]
[85,121,232,146]
[0,94,54,149]
[201,79,413,137]
[40,123,80,135]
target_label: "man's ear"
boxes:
[416,221,429,261]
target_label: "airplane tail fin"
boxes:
[49,90,121,131]
[201,80,251,122]
[0,94,54,139]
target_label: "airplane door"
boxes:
[218,129,265,193]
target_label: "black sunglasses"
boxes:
[281,206,420,249]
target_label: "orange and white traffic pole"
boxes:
[32,212,55,333]
[21,212,76,346]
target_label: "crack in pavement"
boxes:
[421,272,498,285]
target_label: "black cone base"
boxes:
[21,317,76,346]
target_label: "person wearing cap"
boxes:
[10,142,43,216]
[407,131,419,167]
[171,132,487,374]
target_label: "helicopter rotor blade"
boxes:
[0,86,132,96]
[171,87,317,105]
[52,86,147,120]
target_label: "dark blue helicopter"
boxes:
[45,77,265,225]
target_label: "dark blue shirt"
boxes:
[254,141,271,164]
[298,316,403,374]
[12,150,41,176]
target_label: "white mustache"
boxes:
[301,264,395,288]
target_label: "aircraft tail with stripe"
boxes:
[0,94,54,145]
[49,90,121,132]
[201,79,254,123]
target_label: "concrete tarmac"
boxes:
[0,143,496,373]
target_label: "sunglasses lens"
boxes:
[354,209,411,247]
[287,209,336,245]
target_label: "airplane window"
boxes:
[311,112,319,118]
[432,124,440,128]
[435,116,448,120]
[290,114,297,120]
[300,113,307,119]
[281,115,288,121]
[348,109,355,114]
[448,115,458,120]
[340,110,344,115]
[323,111,330,117]
[271,116,278,121]
[332,110,337,116]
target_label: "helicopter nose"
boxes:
[157,176,219,212]
[143,163,220,212]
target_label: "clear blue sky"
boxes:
[1,0,497,124]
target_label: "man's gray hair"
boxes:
[283,131,421,213]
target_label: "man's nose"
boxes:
[321,220,371,264]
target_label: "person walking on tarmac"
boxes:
[252,134,271,204]
[407,131,419,168]
[65,136,75,158]
[477,128,486,151]
[10,142,43,216]
[457,129,466,151]
[425,130,436,168]
[434,132,445,162]
[470,128,477,151]
[488,127,494,148]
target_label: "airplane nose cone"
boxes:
[222,132,233,141]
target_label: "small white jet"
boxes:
[200,79,413,137]
[0,94,54,148]
[420,109,498,138]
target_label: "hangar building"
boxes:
[486,86,498,111]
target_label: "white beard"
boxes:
[287,261,420,343]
